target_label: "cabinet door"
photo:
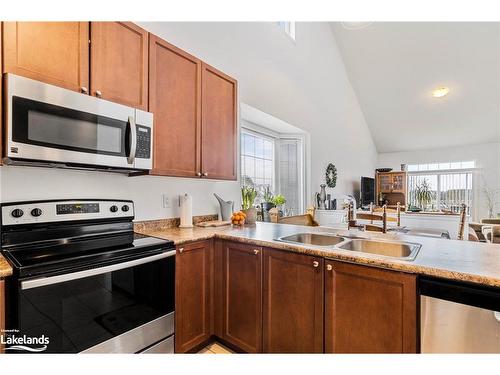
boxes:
[200,63,237,180]
[3,22,89,92]
[90,22,148,110]
[220,242,262,353]
[149,35,201,177]
[392,173,406,193]
[175,240,213,353]
[325,260,417,353]
[378,173,394,193]
[263,249,324,353]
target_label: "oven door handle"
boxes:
[127,115,137,165]
[20,249,176,290]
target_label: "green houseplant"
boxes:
[271,194,286,209]
[241,186,258,224]
[415,179,433,211]
[260,186,276,222]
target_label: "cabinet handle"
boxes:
[253,249,260,255]
[80,86,88,94]
[312,261,319,268]
[203,172,209,177]
[326,264,333,271]
[178,247,184,254]
[196,172,202,177]
[95,90,102,98]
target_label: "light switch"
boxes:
[162,194,171,208]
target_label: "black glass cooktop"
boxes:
[2,233,174,279]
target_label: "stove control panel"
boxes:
[56,203,100,215]
[1,200,134,226]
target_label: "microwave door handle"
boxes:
[127,115,137,165]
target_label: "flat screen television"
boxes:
[360,177,375,207]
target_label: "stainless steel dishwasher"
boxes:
[420,277,500,353]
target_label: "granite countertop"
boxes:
[137,221,500,288]
[0,254,13,278]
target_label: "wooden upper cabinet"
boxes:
[263,249,324,353]
[2,22,89,92]
[220,242,262,353]
[325,260,417,353]
[90,22,148,110]
[175,240,213,353]
[149,35,201,177]
[201,63,237,180]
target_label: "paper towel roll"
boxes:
[179,193,193,228]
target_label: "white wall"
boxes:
[0,166,239,221]
[377,142,500,220]
[137,22,377,203]
[0,22,376,220]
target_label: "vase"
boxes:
[316,184,327,209]
[242,207,257,225]
[261,202,276,222]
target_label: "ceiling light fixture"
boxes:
[341,22,373,30]
[432,87,450,98]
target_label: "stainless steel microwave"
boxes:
[3,74,153,172]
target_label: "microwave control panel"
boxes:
[136,125,151,159]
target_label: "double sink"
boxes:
[276,233,421,261]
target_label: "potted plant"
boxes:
[259,186,275,222]
[261,186,275,211]
[241,186,258,224]
[415,179,433,211]
[271,194,286,215]
[481,179,500,218]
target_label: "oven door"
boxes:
[5,74,142,169]
[7,251,175,354]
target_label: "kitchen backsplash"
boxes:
[0,166,240,221]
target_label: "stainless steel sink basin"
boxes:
[277,233,345,246]
[338,239,421,260]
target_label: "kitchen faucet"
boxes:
[344,195,357,220]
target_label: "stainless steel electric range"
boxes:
[1,199,175,354]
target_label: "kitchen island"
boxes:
[135,221,500,354]
[136,221,500,287]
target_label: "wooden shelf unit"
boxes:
[375,171,407,210]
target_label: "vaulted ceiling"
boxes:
[330,22,500,153]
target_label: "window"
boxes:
[277,22,296,41]
[407,161,475,214]
[240,128,304,215]
[407,161,475,172]
[241,131,275,191]
[279,139,302,216]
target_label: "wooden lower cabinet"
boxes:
[175,240,213,353]
[219,241,262,353]
[324,260,417,353]
[262,249,324,353]
[176,239,419,354]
